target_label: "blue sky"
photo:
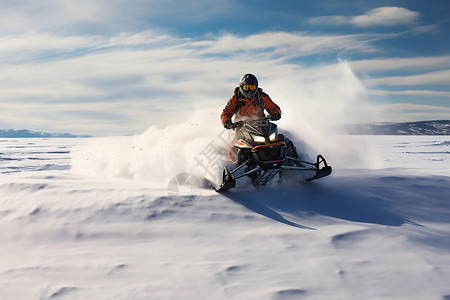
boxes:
[0,0,449,135]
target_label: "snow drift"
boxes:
[1,136,450,299]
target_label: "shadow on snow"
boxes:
[219,174,450,229]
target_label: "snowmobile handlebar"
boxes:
[231,116,273,129]
[231,121,244,128]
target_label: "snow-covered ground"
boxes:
[1,135,450,299]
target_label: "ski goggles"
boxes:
[242,84,257,92]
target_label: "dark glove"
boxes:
[271,112,281,121]
[224,120,234,129]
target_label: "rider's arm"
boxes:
[261,93,281,118]
[221,95,238,126]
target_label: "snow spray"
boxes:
[264,62,385,169]
[71,108,232,185]
[71,62,384,184]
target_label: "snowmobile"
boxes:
[216,117,332,192]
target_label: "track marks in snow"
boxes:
[48,287,79,299]
[274,289,308,299]
[331,229,372,248]
[107,264,128,276]
[4,265,50,275]
[1,182,50,192]
[37,164,71,171]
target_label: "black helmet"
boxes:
[239,73,258,99]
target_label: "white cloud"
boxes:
[0,30,184,63]
[352,7,419,27]
[0,30,386,104]
[410,24,440,35]
[308,15,349,26]
[386,103,450,112]
[348,57,450,99]
[198,32,382,57]
[309,6,420,28]
[380,103,450,122]
[0,32,100,59]
[349,56,450,73]
[0,0,105,34]
[0,0,233,35]
[0,30,448,135]
[372,69,450,86]
[369,89,450,97]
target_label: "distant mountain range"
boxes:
[2,121,450,137]
[346,120,450,135]
[0,129,90,138]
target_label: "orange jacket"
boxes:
[221,88,281,125]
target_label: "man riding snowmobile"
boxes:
[221,74,281,130]
[215,73,332,192]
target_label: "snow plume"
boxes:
[71,108,232,184]
[72,62,384,183]
[267,61,385,169]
